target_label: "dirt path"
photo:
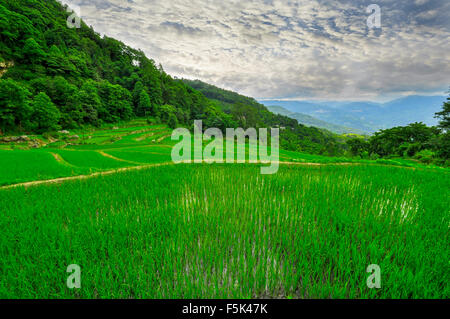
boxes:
[51,152,64,163]
[97,151,145,165]
[0,161,361,190]
[1,162,175,190]
[50,152,76,167]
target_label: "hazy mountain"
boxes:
[266,105,367,135]
[261,96,446,133]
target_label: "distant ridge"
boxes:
[266,105,367,135]
[261,95,447,133]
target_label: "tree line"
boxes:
[346,94,450,166]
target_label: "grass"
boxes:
[52,150,136,170]
[0,164,448,299]
[0,122,445,186]
[0,121,448,299]
[0,149,89,186]
[103,150,171,164]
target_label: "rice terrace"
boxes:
[0,0,449,303]
[0,120,448,299]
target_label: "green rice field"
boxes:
[0,122,448,299]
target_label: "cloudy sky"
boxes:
[61,0,450,101]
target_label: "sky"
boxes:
[60,0,450,102]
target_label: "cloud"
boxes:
[59,0,450,101]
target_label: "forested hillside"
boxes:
[266,105,367,135]
[0,0,235,133]
[0,0,344,156]
[184,79,343,155]
[261,96,446,133]
[345,96,450,166]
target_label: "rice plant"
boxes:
[0,164,448,298]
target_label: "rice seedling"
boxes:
[52,150,136,170]
[0,164,448,299]
[0,150,89,186]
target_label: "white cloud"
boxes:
[60,0,450,100]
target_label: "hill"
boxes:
[266,105,367,135]
[0,0,238,134]
[183,79,344,155]
[0,0,344,156]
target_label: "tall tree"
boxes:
[46,45,75,75]
[435,92,450,132]
[30,92,60,133]
[137,90,152,117]
[168,113,178,129]
[77,81,101,126]
[0,79,31,133]
[435,92,450,160]
[132,81,144,110]
[22,38,46,64]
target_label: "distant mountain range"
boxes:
[260,96,447,134]
[266,105,367,135]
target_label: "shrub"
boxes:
[168,113,178,129]
[414,149,435,164]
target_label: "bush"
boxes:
[414,149,435,164]
[157,104,177,123]
[42,131,61,139]
[30,92,61,133]
[146,117,160,125]
[361,151,370,160]
[168,113,178,129]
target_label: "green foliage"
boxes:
[369,122,440,158]
[22,38,46,64]
[435,92,450,132]
[158,104,177,123]
[346,138,369,157]
[433,92,450,161]
[436,132,450,161]
[137,90,152,117]
[168,113,178,129]
[30,92,60,133]
[132,81,144,109]
[414,149,435,164]
[185,79,343,156]
[76,81,101,126]
[46,45,75,75]
[97,81,133,123]
[0,0,236,135]
[0,78,31,133]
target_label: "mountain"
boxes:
[184,79,344,155]
[261,96,446,133]
[266,105,367,135]
[0,0,240,134]
[0,0,345,156]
